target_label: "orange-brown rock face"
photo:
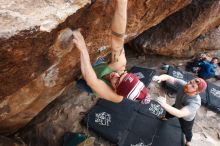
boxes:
[0,0,194,134]
[130,0,220,58]
[190,26,220,53]
[0,136,24,146]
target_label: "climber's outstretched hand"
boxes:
[72,29,87,52]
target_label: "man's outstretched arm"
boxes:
[73,30,123,103]
[157,96,191,118]
[110,0,128,72]
[153,74,175,85]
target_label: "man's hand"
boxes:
[156,96,166,105]
[152,75,163,83]
[153,74,175,85]
[72,29,87,52]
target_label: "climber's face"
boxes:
[109,72,127,90]
[184,79,200,96]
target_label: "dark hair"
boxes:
[212,57,219,61]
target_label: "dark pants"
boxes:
[165,111,195,142]
[76,79,93,94]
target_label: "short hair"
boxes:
[212,57,219,60]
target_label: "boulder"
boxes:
[190,26,220,54]
[0,0,191,134]
[130,0,220,58]
[0,136,25,146]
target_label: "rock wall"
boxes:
[0,0,191,134]
[0,136,25,146]
[190,26,220,53]
[0,0,90,38]
[130,0,220,58]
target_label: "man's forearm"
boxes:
[160,74,175,84]
[160,103,183,118]
[160,102,190,118]
[111,0,127,64]
[111,0,127,36]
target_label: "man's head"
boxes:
[211,57,218,64]
[199,53,207,60]
[109,72,147,100]
[184,78,207,96]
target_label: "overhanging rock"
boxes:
[0,0,192,134]
[130,0,220,58]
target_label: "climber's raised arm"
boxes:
[109,0,127,74]
[73,30,123,103]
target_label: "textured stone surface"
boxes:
[130,0,220,58]
[0,136,26,146]
[0,0,191,134]
[0,0,90,38]
[190,26,220,52]
[0,28,79,134]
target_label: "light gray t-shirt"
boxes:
[172,78,201,121]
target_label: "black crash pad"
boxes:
[207,83,220,112]
[166,66,194,89]
[166,66,185,91]
[119,118,184,146]
[129,66,156,87]
[167,66,195,82]
[83,99,184,146]
[150,118,184,146]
